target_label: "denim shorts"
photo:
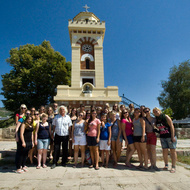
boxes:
[37,138,50,150]
[127,135,134,145]
[160,136,177,149]
[111,136,123,142]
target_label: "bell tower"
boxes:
[54,5,121,107]
[68,8,105,88]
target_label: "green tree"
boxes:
[1,41,71,112]
[162,108,174,119]
[157,61,190,119]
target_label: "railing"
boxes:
[120,94,141,108]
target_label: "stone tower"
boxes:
[54,7,121,107]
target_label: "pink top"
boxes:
[87,118,101,137]
[121,118,133,136]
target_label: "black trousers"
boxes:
[15,142,31,169]
[53,134,69,165]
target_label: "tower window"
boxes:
[85,19,89,23]
[86,59,90,69]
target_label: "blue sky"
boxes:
[0,0,190,109]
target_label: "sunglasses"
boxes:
[79,114,83,117]
[21,107,26,109]
[26,113,30,115]
[123,112,128,114]
[144,110,150,113]
[34,114,39,115]
[31,110,35,112]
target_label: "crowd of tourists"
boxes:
[14,102,177,174]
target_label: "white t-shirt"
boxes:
[52,114,72,136]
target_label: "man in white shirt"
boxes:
[51,105,72,169]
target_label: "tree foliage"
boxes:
[162,108,174,119]
[1,41,71,112]
[157,61,190,119]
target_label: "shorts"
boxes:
[111,136,123,142]
[127,135,134,145]
[160,136,177,149]
[37,138,50,150]
[99,140,111,150]
[87,136,99,146]
[147,132,157,145]
[133,136,147,143]
[73,135,86,146]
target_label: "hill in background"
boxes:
[0,107,12,118]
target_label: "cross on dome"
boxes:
[83,4,90,12]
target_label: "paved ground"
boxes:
[0,161,190,190]
[0,139,190,190]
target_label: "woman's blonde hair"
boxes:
[153,107,162,113]
[20,104,27,109]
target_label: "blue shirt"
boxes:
[18,117,25,123]
[100,122,111,140]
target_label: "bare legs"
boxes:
[147,144,157,167]
[125,143,135,166]
[101,150,109,167]
[111,140,122,166]
[49,143,54,159]
[134,142,148,168]
[74,145,86,167]
[163,148,177,170]
[89,146,99,169]
[37,149,48,168]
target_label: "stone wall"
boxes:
[0,126,15,140]
[0,125,190,140]
[175,127,190,139]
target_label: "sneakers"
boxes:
[51,164,56,169]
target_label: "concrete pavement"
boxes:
[0,161,190,190]
[0,139,190,190]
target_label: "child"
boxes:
[100,113,111,168]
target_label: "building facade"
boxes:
[54,9,121,107]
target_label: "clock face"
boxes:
[82,44,92,52]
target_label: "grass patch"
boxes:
[177,155,190,165]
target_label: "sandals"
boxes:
[22,167,28,172]
[43,164,47,168]
[170,167,176,173]
[89,165,94,168]
[36,165,41,169]
[163,165,169,171]
[95,167,99,170]
[15,170,24,174]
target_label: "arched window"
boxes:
[86,59,90,69]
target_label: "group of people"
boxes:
[14,102,177,174]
